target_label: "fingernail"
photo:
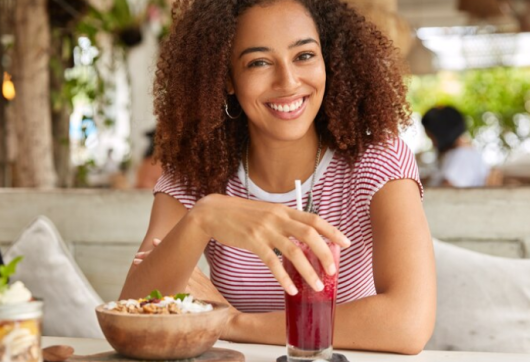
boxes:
[315,280,324,292]
[342,237,351,247]
[133,258,142,265]
[327,263,336,276]
[288,285,298,296]
[136,252,146,256]
[153,238,161,245]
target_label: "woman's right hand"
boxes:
[190,194,350,295]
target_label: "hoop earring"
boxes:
[224,99,242,119]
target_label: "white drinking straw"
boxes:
[295,180,303,211]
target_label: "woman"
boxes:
[422,105,490,187]
[121,0,436,354]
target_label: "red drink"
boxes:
[284,241,340,361]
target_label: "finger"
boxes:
[287,221,337,276]
[278,238,325,292]
[256,244,299,296]
[135,250,151,259]
[291,210,351,248]
[153,238,161,246]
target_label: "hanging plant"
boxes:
[77,0,169,49]
[48,0,170,187]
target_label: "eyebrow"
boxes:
[238,37,319,59]
[289,38,319,49]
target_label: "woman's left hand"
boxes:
[185,267,241,340]
[133,238,161,265]
[133,239,240,340]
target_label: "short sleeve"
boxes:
[153,172,198,210]
[355,138,424,216]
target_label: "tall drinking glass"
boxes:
[283,239,340,361]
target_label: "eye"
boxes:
[296,52,315,61]
[248,59,269,68]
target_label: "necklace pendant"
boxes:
[304,192,318,215]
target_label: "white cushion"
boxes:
[4,216,104,338]
[427,239,530,352]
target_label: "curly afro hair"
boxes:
[154,0,411,197]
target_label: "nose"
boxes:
[272,61,301,92]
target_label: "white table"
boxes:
[42,336,530,362]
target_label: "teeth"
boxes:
[268,98,304,113]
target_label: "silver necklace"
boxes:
[244,136,322,215]
[244,137,322,257]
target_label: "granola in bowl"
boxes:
[104,291,213,315]
[96,290,229,360]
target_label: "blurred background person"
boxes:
[422,105,490,187]
[135,129,162,189]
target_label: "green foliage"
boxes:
[48,0,170,187]
[72,0,170,125]
[408,67,530,151]
[174,293,190,301]
[458,68,530,137]
[144,291,189,301]
[74,159,96,188]
[77,0,135,43]
[0,256,24,292]
[63,65,103,106]
[76,0,170,47]
[147,289,163,300]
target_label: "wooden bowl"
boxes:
[95,301,229,360]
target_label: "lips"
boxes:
[267,97,305,113]
[265,96,308,120]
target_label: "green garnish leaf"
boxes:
[0,256,23,289]
[5,256,23,276]
[174,293,189,301]
[147,289,163,300]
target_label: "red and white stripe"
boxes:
[154,137,423,313]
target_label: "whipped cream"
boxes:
[0,281,32,305]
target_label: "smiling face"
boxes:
[228,0,326,144]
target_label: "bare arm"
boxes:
[119,193,210,299]
[121,192,350,299]
[224,179,436,354]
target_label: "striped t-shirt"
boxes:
[154,137,423,313]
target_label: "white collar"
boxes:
[236,148,335,202]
